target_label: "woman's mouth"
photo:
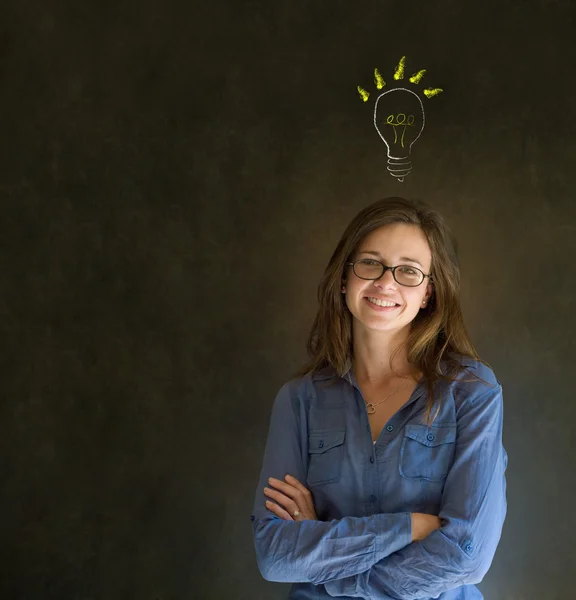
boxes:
[364,297,401,311]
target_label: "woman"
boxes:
[250,197,508,600]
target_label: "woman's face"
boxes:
[342,223,434,334]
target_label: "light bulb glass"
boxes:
[373,88,425,181]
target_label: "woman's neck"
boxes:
[351,325,414,386]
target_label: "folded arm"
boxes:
[251,380,413,585]
[325,383,508,599]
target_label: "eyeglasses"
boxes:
[346,259,432,287]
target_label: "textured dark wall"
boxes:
[1,1,575,599]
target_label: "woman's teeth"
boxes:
[367,297,397,307]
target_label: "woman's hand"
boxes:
[264,474,318,521]
[411,513,442,541]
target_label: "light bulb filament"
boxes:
[386,113,416,148]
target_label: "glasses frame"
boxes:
[345,259,433,287]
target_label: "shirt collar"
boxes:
[314,358,427,397]
[313,358,355,384]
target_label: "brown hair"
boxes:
[291,196,490,425]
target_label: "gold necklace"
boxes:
[364,376,408,414]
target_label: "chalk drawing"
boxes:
[423,87,443,98]
[409,69,426,84]
[356,56,443,181]
[374,68,385,90]
[394,56,406,80]
[357,86,370,102]
[385,112,417,148]
[375,89,424,181]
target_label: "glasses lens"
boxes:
[354,259,383,279]
[394,265,424,286]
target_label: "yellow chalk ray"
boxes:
[409,69,426,84]
[423,87,443,98]
[357,86,370,102]
[394,56,406,80]
[374,68,385,90]
[356,56,444,104]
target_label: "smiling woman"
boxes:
[250,197,507,600]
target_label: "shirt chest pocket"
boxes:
[307,430,346,486]
[399,423,457,482]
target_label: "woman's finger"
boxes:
[283,475,315,512]
[285,475,316,514]
[265,476,318,521]
[284,474,310,495]
[267,477,300,499]
[265,500,294,521]
[268,478,309,511]
[264,487,299,513]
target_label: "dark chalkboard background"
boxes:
[2,1,575,599]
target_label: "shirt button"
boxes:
[369,495,377,502]
[370,456,375,464]
[427,433,435,441]
[386,425,394,432]
[318,441,324,448]
[465,544,473,552]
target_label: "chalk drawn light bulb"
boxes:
[374,88,424,182]
[357,56,443,181]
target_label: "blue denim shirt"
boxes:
[251,355,508,600]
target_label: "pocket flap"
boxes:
[404,423,456,447]
[308,430,346,454]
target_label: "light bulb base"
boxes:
[387,157,412,182]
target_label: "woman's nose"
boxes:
[377,268,397,287]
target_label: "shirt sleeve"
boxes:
[251,379,413,585]
[324,383,508,599]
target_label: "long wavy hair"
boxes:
[291,196,490,426]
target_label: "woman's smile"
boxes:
[364,296,401,311]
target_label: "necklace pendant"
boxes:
[366,403,376,414]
